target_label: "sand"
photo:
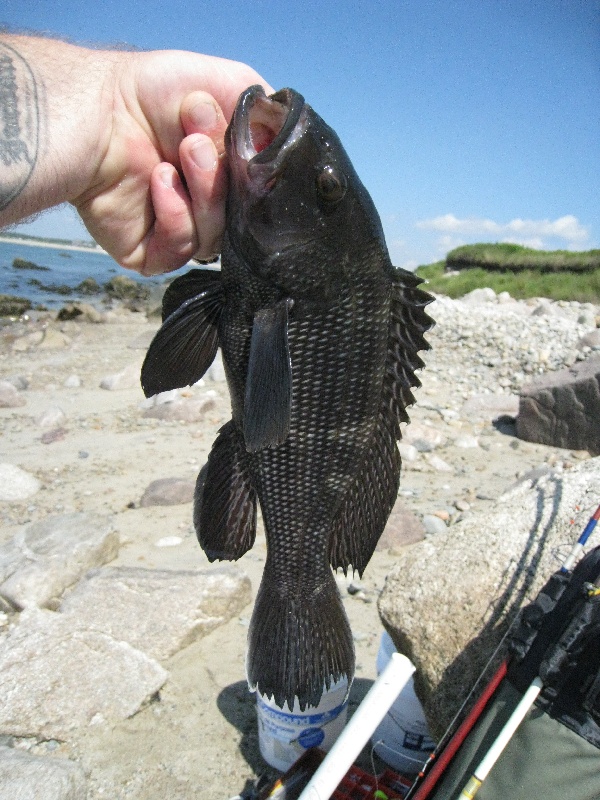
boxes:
[0,306,581,798]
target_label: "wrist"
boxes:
[0,34,119,226]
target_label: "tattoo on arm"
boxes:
[0,41,39,212]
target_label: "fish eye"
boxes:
[316,166,347,203]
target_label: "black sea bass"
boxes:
[141,86,433,710]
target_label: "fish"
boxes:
[141,86,434,711]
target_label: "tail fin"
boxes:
[247,571,354,711]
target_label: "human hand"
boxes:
[74,50,272,275]
[0,35,271,275]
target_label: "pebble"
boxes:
[427,295,596,398]
[423,514,448,536]
[0,464,41,502]
[0,380,26,407]
[64,374,82,388]
[154,536,183,548]
[454,499,471,512]
[35,407,66,429]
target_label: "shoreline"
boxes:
[0,235,109,256]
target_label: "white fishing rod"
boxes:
[297,652,415,800]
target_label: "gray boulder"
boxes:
[0,513,118,610]
[517,355,600,455]
[0,746,87,800]
[59,565,252,660]
[0,607,168,740]
[378,457,600,737]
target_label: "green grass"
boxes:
[446,243,600,273]
[415,259,600,303]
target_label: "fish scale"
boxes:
[141,85,434,710]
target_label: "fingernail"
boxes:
[189,100,218,131]
[160,166,179,188]
[190,139,218,171]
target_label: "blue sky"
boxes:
[2,0,599,269]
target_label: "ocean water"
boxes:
[0,240,167,308]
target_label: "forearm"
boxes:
[0,34,117,226]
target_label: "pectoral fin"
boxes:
[161,268,222,321]
[243,298,293,452]
[141,279,224,397]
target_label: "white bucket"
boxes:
[256,677,349,772]
[371,632,436,774]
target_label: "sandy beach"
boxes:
[0,294,595,798]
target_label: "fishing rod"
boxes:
[454,501,600,800]
[406,501,600,800]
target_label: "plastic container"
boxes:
[257,678,349,772]
[371,632,436,774]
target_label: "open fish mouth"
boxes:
[230,86,307,180]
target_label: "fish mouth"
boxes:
[229,86,307,185]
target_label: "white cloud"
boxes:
[415,214,589,247]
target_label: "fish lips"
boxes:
[227,85,308,192]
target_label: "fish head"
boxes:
[225,85,388,295]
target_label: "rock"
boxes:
[403,422,445,452]
[398,442,419,462]
[141,393,216,422]
[0,607,168,740]
[461,287,496,305]
[0,464,41,502]
[12,257,50,272]
[5,374,29,391]
[517,355,600,455]
[140,477,195,507]
[422,514,447,536]
[378,457,600,738]
[530,299,567,317]
[59,565,252,660]
[63,374,81,388]
[0,380,26,407]
[577,329,600,350]
[426,454,453,472]
[56,303,105,323]
[104,275,148,302]
[11,330,43,351]
[38,329,71,349]
[376,500,425,552]
[36,407,66,428]
[453,434,479,449]
[75,276,101,295]
[40,428,68,445]
[0,513,118,610]
[0,294,31,316]
[454,499,471,512]
[100,362,141,391]
[0,746,87,800]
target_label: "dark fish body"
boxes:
[142,87,433,710]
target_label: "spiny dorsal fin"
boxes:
[329,268,434,575]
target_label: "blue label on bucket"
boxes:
[256,697,348,729]
[298,727,325,749]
